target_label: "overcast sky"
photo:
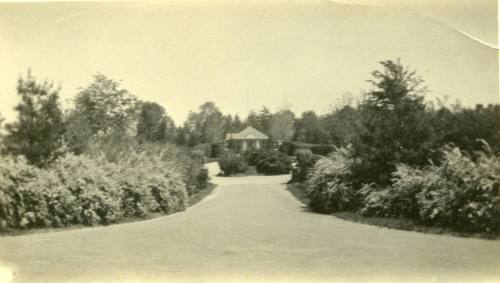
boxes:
[0,0,498,125]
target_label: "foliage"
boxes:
[136,102,176,143]
[361,145,500,233]
[428,104,500,155]
[269,109,295,143]
[321,105,361,147]
[65,74,139,153]
[306,147,358,213]
[218,150,248,176]
[294,111,326,144]
[279,141,334,156]
[253,150,292,175]
[210,143,225,158]
[223,114,246,136]
[246,107,272,135]
[351,59,432,186]
[3,71,65,166]
[0,156,38,230]
[0,141,207,231]
[111,150,187,217]
[291,151,322,182]
[182,102,226,146]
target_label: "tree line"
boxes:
[0,60,499,175]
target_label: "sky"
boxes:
[0,0,498,125]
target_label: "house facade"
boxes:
[225,126,269,152]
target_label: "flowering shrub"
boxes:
[0,143,196,231]
[114,150,187,216]
[0,156,38,230]
[360,164,426,219]
[307,147,358,213]
[361,145,500,233]
[416,146,500,233]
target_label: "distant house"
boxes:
[225,126,269,152]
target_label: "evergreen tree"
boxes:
[4,71,65,166]
[352,59,432,185]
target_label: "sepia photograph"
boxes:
[0,0,499,282]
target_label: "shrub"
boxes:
[210,143,224,158]
[310,145,335,156]
[416,146,500,233]
[279,141,295,156]
[360,145,500,233]
[17,170,77,228]
[46,154,124,225]
[306,147,358,213]
[0,156,39,230]
[280,142,335,157]
[244,149,267,166]
[291,151,321,182]
[0,141,195,231]
[360,164,425,219]
[218,150,248,176]
[254,150,292,175]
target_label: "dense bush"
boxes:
[218,150,248,176]
[0,156,39,230]
[310,145,335,156]
[112,150,187,217]
[279,142,335,157]
[254,150,292,175]
[0,142,203,231]
[416,146,500,233]
[359,166,422,219]
[244,149,267,166]
[361,145,500,233]
[307,147,358,213]
[291,151,322,182]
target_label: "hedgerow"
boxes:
[360,145,500,234]
[0,142,206,232]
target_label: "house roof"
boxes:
[225,126,269,140]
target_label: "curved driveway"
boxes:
[0,163,499,283]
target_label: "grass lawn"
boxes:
[286,182,498,239]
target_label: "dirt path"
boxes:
[0,163,499,283]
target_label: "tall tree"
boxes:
[294,111,326,144]
[269,109,295,143]
[224,114,245,134]
[352,59,432,185]
[245,107,272,135]
[4,71,65,166]
[136,102,176,143]
[321,106,361,146]
[65,74,139,152]
[246,111,260,130]
[183,102,225,146]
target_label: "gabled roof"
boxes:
[225,126,269,140]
